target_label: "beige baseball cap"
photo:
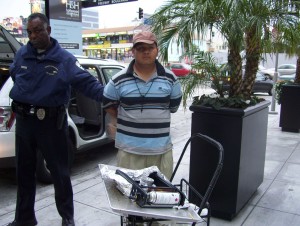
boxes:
[133,31,157,46]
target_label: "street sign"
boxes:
[82,0,138,8]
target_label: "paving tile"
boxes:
[34,201,120,226]
[73,182,113,212]
[266,136,299,147]
[0,183,17,216]
[265,144,295,162]
[248,179,273,205]
[287,146,300,164]
[276,162,300,184]
[258,180,300,215]
[208,204,254,226]
[243,206,300,226]
[0,212,14,226]
[264,160,285,180]
[72,171,102,193]
[296,143,300,151]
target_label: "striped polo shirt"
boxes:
[103,60,182,155]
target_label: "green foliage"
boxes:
[151,0,300,103]
[180,50,230,108]
[274,80,295,104]
[192,94,265,110]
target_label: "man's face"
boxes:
[132,43,158,65]
[27,18,51,50]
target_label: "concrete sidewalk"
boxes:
[1,94,300,226]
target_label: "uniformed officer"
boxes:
[7,13,104,226]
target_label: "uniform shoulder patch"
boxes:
[76,61,85,70]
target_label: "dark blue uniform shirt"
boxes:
[9,37,104,107]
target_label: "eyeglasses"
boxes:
[135,45,156,53]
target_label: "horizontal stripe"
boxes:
[118,124,170,135]
[118,118,170,129]
[120,96,170,106]
[118,110,170,123]
[117,128,169,138]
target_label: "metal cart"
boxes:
[99,133,224,226]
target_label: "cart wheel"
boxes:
[121,216,131,226]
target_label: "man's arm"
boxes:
[170,79,183,113]
[105,107,118,117]
[66,58,104,102]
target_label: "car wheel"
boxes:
[36,138,75,184]
[265,74,273,80]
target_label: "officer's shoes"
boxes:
[62,218,75,226]
[7,220,37,226]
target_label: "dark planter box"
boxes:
[189,100,270,220]
[279,84,300,133]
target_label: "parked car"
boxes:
[211,71,274,96]
[251,71,274,95]
[170,62,192,77]
[260,64,296,78]
[242,64,267,75]
[278,73,296,82]
[0,25,124,183]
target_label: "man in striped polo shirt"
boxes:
[103,31,182,179]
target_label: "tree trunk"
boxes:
[228,43,243,97]
[242,27,261,98]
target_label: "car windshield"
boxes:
[255,72,265,81]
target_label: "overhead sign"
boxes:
[49,0,83,55]
[82,0,138,8]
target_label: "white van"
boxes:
[0,25,124,183]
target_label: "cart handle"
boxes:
[170,133,224,183]
[170,133,224,216]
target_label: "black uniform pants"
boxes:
[14,113,73,224]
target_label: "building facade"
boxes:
[82,24,151,62]
[82,8,99,30]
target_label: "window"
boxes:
[102,68,122,80]
[84,66,99,80]
[171,64,183,69]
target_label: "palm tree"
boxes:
[277,0,300,84]
[150,0,300,104]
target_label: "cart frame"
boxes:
[100,133,224,226]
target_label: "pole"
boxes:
[269,51,279,114]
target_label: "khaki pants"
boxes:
[117,149,173,179]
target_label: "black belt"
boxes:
[11,101,64,120]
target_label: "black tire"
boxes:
[268,89,273,96]
[36,138,75,184]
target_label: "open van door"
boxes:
[0,25,22,60]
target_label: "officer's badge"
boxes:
[37,108,46,120]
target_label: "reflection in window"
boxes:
[85,66,99,80]
[102,68,122,80]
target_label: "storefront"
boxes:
[82,26,148,61]
[82,30,136,61]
